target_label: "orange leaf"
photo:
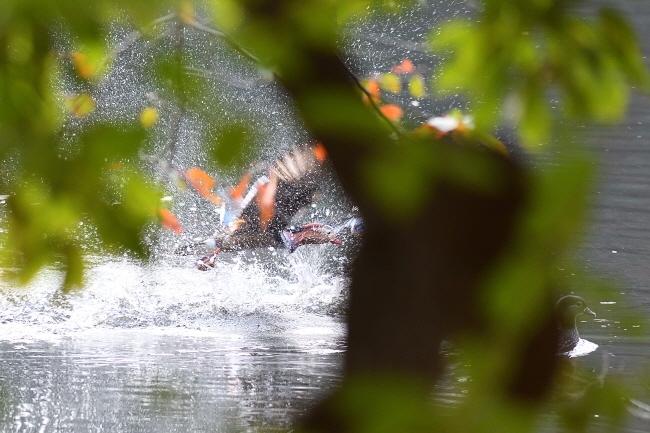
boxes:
[255,175,277,230]
[160,208,182,234]
[229,172,251,201]
[179,0,196,24]
[185,167,222,204]
[313,143,327,162]
[365,79,380,98]
[380,104,404,121]
[392,58,414,74]
[362,78,381,105]
[70,52,95,78]
[185,167,215,192]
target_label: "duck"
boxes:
[186,144,344,270]
[555,295,596,354]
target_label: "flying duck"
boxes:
[555,295,596,354]
[184,144,343,270]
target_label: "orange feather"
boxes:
[184,167,222,204]
[256,174,277,230]
[159,208,182,234]
[230,173,251,201]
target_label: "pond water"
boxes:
[4,1,650,432]
[3,136,650,433]
[0,253,347,432]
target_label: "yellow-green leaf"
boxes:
[408,74,426,99]
[65,94,95,117]
[210,0,244,31]
[140,107,159,128]
[380,73,401,93]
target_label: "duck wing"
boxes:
[333,216,364,236]
[237,145,323,235]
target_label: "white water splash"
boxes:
[0,249,348,343]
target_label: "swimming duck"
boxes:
[555,295,596,354]
[189,145,343,270]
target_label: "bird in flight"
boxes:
[174,144,348,270]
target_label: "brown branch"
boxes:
[187,18,407,142]
[339,54,409,140]
[185,19,261,65]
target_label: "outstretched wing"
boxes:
[334,216,364,236]
[238,145,324,234]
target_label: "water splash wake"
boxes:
[0,247,348,343]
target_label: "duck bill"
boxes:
[584,307,596,317]
[330,237,343,246]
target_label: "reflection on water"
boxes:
[0,330,343,432]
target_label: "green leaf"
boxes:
[62,243,84,291]
[210,0,244,31]
[71,38,111,79]
[519,81,551,147]
[362,145,437,221]
[208,123,257,172]
[599,9,650,88]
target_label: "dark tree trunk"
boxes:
[238,5,558,430]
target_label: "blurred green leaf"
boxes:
[519,81,552,146]
[599,9,650,89]
[2,125,158,285]
[70,37,111,80]
[362,145,437,221]
[62,243,84,291]
[557,372,628,432]
[209,0,245,32]
[527,153,593,247]
[208,123,257,171]
[140,107,159,129]
[430,0,649,145]
[337,375,438,433]
[6,20,34,64]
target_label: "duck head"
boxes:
[555,295,596,327]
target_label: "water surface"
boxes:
[0,254,346,432]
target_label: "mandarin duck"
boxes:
[555,295,596,354]
[184,144,343,270]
